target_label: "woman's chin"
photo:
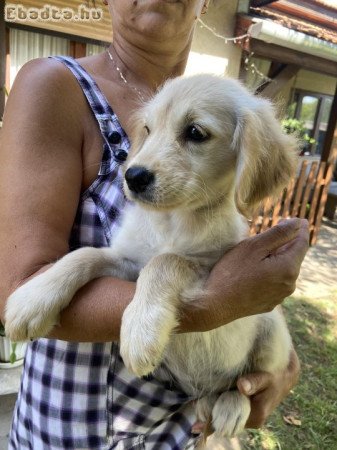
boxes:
[133,6,188,38]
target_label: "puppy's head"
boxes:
[124,75,297,214]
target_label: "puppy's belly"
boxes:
[160,316,259,397]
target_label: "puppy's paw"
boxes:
[119,332,162,378]
[120,299,177,377]
[196,395,217,423]
[5,276,67,341]
[212,390,250,438]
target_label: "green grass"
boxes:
[240,293,337,450]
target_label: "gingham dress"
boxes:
[9,56,198,450]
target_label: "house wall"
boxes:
[5,0,113,42]
[1,0,241,120]
[187,0,242,78]
[4,0,242,78]
[244,57,337,116]
[282,69,337,100]
[275,69,337,115]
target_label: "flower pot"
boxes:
[0,336,27,365]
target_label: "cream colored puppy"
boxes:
[5,74,297,438]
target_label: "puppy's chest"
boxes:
[160,316,260,396]
[111,204,242,269]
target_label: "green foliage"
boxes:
[0,321,19,363]
[282,118,316,146]
[0,321,5,337]
[300,99,318,123]
[9,342,18,364]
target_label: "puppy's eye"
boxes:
[144,125,150,135]
[185,124,208,142]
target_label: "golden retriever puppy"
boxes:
[5,74,297,438]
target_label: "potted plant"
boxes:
[281,118,316,156]
[0,321,27,367]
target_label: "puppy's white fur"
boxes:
[5,75,297,439]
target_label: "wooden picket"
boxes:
[249,157,336,245]
[291,161,308,216]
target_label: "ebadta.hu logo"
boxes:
[5,3,104,22]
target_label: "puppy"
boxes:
[5,74,297,438]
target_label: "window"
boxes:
[9,28,70,88]
[287,89,333,156]
[86,43,107,56]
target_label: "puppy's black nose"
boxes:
[125,166,155,193]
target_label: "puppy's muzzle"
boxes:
[125,166,155,194]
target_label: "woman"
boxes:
[0,0,308,448]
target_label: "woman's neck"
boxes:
[109,30,194,93]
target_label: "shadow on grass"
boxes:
[240,295,337,450]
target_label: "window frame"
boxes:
[289,88,334,155]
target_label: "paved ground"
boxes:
[0,219,336,450]
[0,395,16,450]
[295,217,337,300]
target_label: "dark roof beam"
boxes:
[254,1,337,31]
[0,2,6,121]
[255,64,299,97]
[246,38,337,77]
[250,0,279,7]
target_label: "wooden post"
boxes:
[5,28,10,92]
[321,82,337,163]
[257,64,299,98]
[311,144,337,244]
[69,41,87,59]
[0,2,6,120]
[311,82,337,244]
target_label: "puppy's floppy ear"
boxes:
[127,109,149,157]
[232,98,298,216]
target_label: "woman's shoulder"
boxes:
[11,57,87,112]
[15,56,77,88]
[6,57,89,132]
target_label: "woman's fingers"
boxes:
[237,371,273,396]
[237,349,301,429]
[276,218,310,260]
[250,218,304,257]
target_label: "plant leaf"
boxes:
[283,415,302,426]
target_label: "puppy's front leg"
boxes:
[120,253,199,377]
[212,390,251,438]
[5,247,122,342]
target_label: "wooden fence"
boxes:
[250,155,336,245]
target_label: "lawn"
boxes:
[240,292,337,450]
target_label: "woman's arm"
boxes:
[50,218,308,341]
[0,58,137,342]
[184,218,309,333]
[0,59,309,343]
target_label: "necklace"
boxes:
[106,48,146,101]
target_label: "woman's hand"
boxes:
[182,218,309,333]
[237,348,300,428]
[191,348,300,434]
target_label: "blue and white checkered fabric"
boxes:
[9,56,198,449]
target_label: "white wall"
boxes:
[278,69,337,114]
[292,70,336,96]
[186,0,242,78]
[242,56,337,115]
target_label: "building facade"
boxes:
[0,0,243,121]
